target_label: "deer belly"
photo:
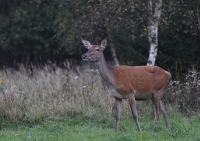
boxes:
[135,92,153,100]
[111,88,126,99]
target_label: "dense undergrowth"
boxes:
[0,63,200,128]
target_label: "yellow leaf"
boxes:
[0,77,4,85]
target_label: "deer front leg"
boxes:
[126,94,141,132]
[115,98,122,132]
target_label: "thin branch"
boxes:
[114,43,147,61]
[197,6,200,31]
[126,46,148,61]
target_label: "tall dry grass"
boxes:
[0,64,120,124]
[0,63,200,125]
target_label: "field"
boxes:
[1,112,200,141]
[0,64,200,141]
[1,114,200,141]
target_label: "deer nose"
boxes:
[82,54,87,59]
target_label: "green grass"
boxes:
[1,113,200,141]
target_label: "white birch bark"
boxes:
[147,0,162,66]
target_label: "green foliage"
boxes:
[158,0,200,76]
[53,0,133,56]
[0,0,200,75]
[0,0,57,66]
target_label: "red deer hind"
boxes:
[81,38,171,132]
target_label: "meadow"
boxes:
[0,63,200,141]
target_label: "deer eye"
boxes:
[96,49,99,51]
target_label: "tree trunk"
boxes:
[147,0,162,66]
[197,6,200,31]
[108,36,120,66]
[110,43,120,66]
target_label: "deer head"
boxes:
[81,38,107,62]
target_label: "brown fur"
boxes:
[114,66,171,95]
[81,38,171,132]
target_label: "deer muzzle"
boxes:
[82,54,88,60]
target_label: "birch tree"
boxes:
[147,0,162,66]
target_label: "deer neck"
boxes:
[95,53,115,86]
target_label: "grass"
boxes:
[1,113,200,141]
[0,64,200,140]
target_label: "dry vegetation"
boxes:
[0,63,200,126]
[0,63,118,125]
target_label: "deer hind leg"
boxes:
[151,97,160,131]
[126,94,141,132]
[160,100,169,128]
[115,98,122,132]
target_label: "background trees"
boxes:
[0,0,200,77]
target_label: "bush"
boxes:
[164,70,200,116]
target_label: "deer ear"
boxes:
[81,38,92,49]
[100,38,107,49]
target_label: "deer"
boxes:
[81,38,171,132]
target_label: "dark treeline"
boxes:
[0,0,200,78]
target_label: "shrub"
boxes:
[164,70,200,116]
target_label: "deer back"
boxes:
[113,66,171,94]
